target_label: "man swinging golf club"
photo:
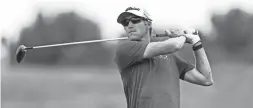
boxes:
[114,7,214,108]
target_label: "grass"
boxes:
[2,66,126,108]
[2,62,253,108]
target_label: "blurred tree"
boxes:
[210,8,253,63]
[211,9,253,51]
[9,12,114,66]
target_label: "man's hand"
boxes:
[165,29,185,38]
[165,29,194,43]
[184,29,201,45]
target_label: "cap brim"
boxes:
[117,12,140,24]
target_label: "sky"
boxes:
[0,0,253,42]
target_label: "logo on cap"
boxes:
[125,7,140,11]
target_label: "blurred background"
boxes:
[1,0,253,108]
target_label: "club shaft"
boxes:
[28,30,198,49]
[31,37,128,49]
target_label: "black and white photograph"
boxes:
[1,0,253,108]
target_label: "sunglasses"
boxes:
[121,17,142,26]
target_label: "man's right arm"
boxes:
[143,36,186,58]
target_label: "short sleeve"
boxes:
[174,55,195,80]
[114,41,149,71]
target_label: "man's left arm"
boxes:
[183,31,214,86]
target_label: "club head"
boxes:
[16,45,27,63]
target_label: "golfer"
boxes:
[114,7,214,108]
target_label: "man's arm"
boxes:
[144,36,186,58]
[183,33,214,86]
[183,44,214,86]
[115,35,186,71]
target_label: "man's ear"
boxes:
[145,21,152,29]
[148,21,152,27]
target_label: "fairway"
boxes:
[2,62,253,108]
[2,66,127,108]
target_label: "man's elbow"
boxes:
[202,79,214,86]
[172,42,184,52]
[160,42,182,54]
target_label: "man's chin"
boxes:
[128,36,142,41]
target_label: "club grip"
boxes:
[184,30,199,35]
[155,34,168,37]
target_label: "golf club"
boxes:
[15,30,198,63]
[15,37,129,63]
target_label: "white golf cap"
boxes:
[117,7,152,24]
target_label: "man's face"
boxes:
[121,15,148,41]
